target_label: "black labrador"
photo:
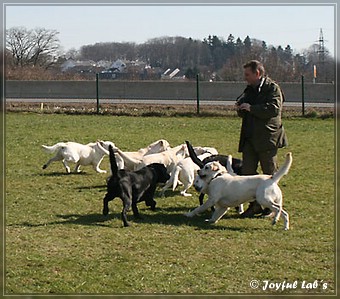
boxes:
[185,140,243,205]
[103,145,170,227]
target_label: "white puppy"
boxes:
[42,140,115,173]
[114,139,170,170]
[193,146,218,156]
[161,152,213,197]
[116,144,189,173]
[138,144,189,172]
[185,152,292,230]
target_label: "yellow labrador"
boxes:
[42,140,115,173]
[185,152,292,230]
[115,139,170,170]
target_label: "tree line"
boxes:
[6,26,335,82]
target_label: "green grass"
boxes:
[5,112,335,295]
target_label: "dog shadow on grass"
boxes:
[9,208,260,232]
[60,210,255,232]
[38,171,92,177]
[75,185,107,191]
[136,207,262,232]
[54,213,120,227]
[9,213,120,228]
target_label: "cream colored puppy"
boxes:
[185,152,292,230]
[42,140,115,173]
[116,139,170,170]
[138,144,189,172]
[116,144,189,173]
[161,152,212,197]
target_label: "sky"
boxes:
[4,4,336,57]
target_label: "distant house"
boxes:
[98,59,128,80]
[161,68,185,80]
[60,59,76,72]
[108,59,127,72]
[60,58,165,80]
[61,59,96,72]
[96,60,112,69]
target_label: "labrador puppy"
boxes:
[103,145,170,227]
[42,140,115,173]
[185,140,243,207]
[161,152,212,197]
[116,144,188,173]
[116,139,170,170]
[185,153,292,230]
[161,146,218,197]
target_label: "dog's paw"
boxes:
[97,170,107,174]
[181,192,192,197]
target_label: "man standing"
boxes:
[236,60,288,217]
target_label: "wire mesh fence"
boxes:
[5,78,335,118]
[5,100,334,118]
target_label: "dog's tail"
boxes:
[185,140,204,168]
[41,143,66,153]
[161,165,178,196]
[109,145,118,176]
[226,155,237,176]
[271,152,293,184]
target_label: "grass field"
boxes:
[5,112,335,295]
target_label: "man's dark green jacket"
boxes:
[237,76,288,152]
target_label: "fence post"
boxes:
[301,75,305,116]
[96,73,100,114]
[196,73,200,115]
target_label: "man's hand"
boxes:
[239,103,251,112]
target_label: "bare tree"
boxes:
[79,42,137,61]
[6,26,60,68]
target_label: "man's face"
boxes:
[244,67,261,86]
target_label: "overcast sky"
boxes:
[5,4,335,57]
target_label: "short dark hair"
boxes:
[243,60,265,76]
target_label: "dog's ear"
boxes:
[211,161,226,172]
[211,162,220,172]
